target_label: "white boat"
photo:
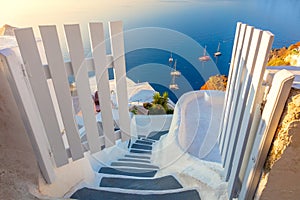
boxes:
[169,56,180,90]
[214,42,222,57]
[199,45,210,62]
[170,60,181,76]
[169,72,179,90]
[169,52,174,63]
[169,83,179,90]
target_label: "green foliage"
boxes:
[152,92,161,104]
[143,102,153,110]
[143,91,173,115]
[166,109,174,114]
[148,104,166,115]
[152,92,169,111]
[130,106,138,115]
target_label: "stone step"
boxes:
[100,175,183,190]
[131,143,153,150]
[124,154,151,160]
[147,130,169,141]
[71,187,201,200]
[110,161,159,169]
[118,158,151,164]
[141,138,157,143]
[130,149,152,155]
[98,167,157,177]
[135,140,153,145]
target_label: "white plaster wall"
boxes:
[176,90,224,162]
[131,114,173,137]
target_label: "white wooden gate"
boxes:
[0,21,131,183]
[218,22,295,199]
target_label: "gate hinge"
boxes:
[20,63,32,78]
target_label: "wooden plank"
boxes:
[223,25,254,178]
[1,49,56,183]
[220,23,247,161]
[226,30,273,198]
[109,21,131,141]
[42,55,114,79]
[64,24,101,153]
[219,23,246,155]
[66,130,122,157]
[218,22,242,145]
[14,28,68,167]
[227,29,263,196]
[39,25,84,160]
[239,70,294,200]
[89,22,116,147]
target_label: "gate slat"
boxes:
[218,22,242,145]
[227,28,263,196]
[1,49,56,183]
[14,28,68,167]
[109,21,131,141]
[223,25,254,177]
[39,25,84,160]
[64,24,101,153]
[226,31,273,198]
[89,22,116,147]
[239,70,294,200]
[220,23,247,160]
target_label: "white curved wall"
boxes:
[169,90,225,162]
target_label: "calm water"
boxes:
[122,0,300,101]
[3,0,300,102]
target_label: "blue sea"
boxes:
[118,0,300,102]
[4,0,300,102]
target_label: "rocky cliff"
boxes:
[0,24,16,36]
[200,75,227,91]
[268,42,300,66]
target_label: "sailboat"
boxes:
[214,42,222,57]
[168,53,180,90]
[199,45,210,62]
[169,75,179,90]
[169,52,174,63]
[170,60,181,76]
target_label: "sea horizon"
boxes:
[2,0,299,102]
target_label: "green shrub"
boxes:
[152,92,169,112]
[148,104,166,115]
[166,109,174,114]
[143,102,153,110]
[130,106,138,115]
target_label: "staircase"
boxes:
[70,131,201,200]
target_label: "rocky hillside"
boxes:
[268,41,300,66]
[200,41,300,91]
[0,24,16,36]
[200,75,227,91]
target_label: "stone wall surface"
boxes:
[0,67,39,200]
[259,88,300,200]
